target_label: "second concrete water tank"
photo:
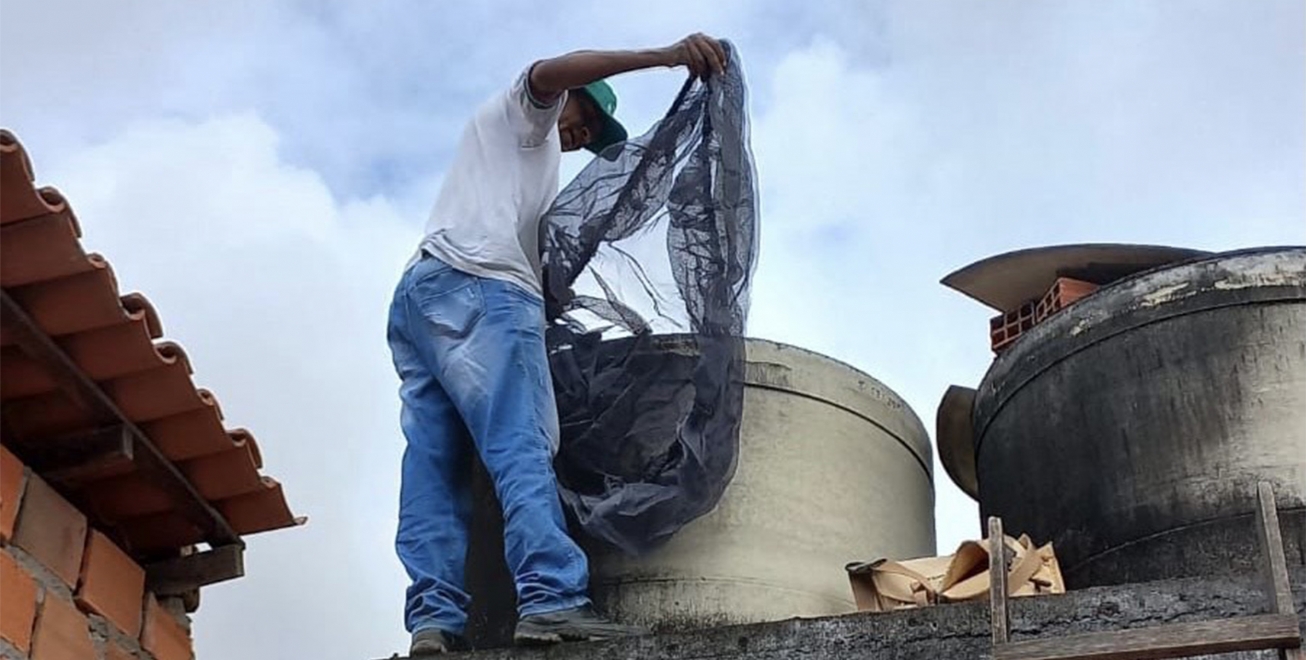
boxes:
[585,337,936,630]
[973,247,1306,587]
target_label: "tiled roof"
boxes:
[0,129,301,556]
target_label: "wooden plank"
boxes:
[181,588,201,614]
[1,317,116,426]
[145,544,245,595]
[994,614,1302,660]
[1255,482,1304,660]
[7,425,134,484]
[1257,482,1297,615]
[989,516,1009,644]
[0,291,241,546]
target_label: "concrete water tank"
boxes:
[585,338,936,630]
[465,337,935,645]
[972,247,1306,587]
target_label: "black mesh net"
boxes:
[540,43,758,555]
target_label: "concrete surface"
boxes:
[585,339,936,628]
[377,566,1306,660]
[974,247,1306,586]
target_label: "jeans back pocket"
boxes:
[410,261,485,339]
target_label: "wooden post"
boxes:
[990,515,1010,645]
[7,425,134,484]
[1255,482,1303,660]
[145,544,245,595]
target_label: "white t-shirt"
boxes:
[412,69,568,298]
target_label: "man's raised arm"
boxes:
[529,33,727,104]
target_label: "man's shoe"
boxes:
[409,628,460,655]
[514,606,648,645]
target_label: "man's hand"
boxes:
[666,33,727,80]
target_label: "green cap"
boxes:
[577,79,627,154]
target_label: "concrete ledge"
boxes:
[378,567,1305,659]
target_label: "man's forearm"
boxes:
[529,49,674,101]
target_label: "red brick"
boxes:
[989,300,1040,354]
[0,548,38,653]
[1036,276,1099,322]
[1,445,26,543]
[75,530,145,638]
[141,594,192,660]
[30,595,94,660]
[12,477,87,588]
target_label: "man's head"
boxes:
[557,80,627,154]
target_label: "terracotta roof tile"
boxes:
[217,478,298,536]
[0,210,87,287]
[0,128,302,557]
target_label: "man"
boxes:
[388,34,729,655]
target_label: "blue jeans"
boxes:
[388,255,591,636]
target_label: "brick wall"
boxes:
[988,277,1100,354]
[0,446,195,660]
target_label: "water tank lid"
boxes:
[941,243,1211,312]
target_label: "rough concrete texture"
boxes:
[466,338,938,647]
[1070,508,1305,588]
[585,339,937,626]
[379,566,1305,660]
[975,248,1306,585]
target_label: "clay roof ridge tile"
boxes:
[152,341,188,371]
[120,293,163,338]
[196,389,223,419]
[228,429,263,469]
[0,131,71,224]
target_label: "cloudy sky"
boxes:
[2,1,1303,658]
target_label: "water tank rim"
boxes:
[733,336,933,463]
[563,334,927,430]
[627,334,916,401]
[555,333,933,464]
[972,246,1306,454]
